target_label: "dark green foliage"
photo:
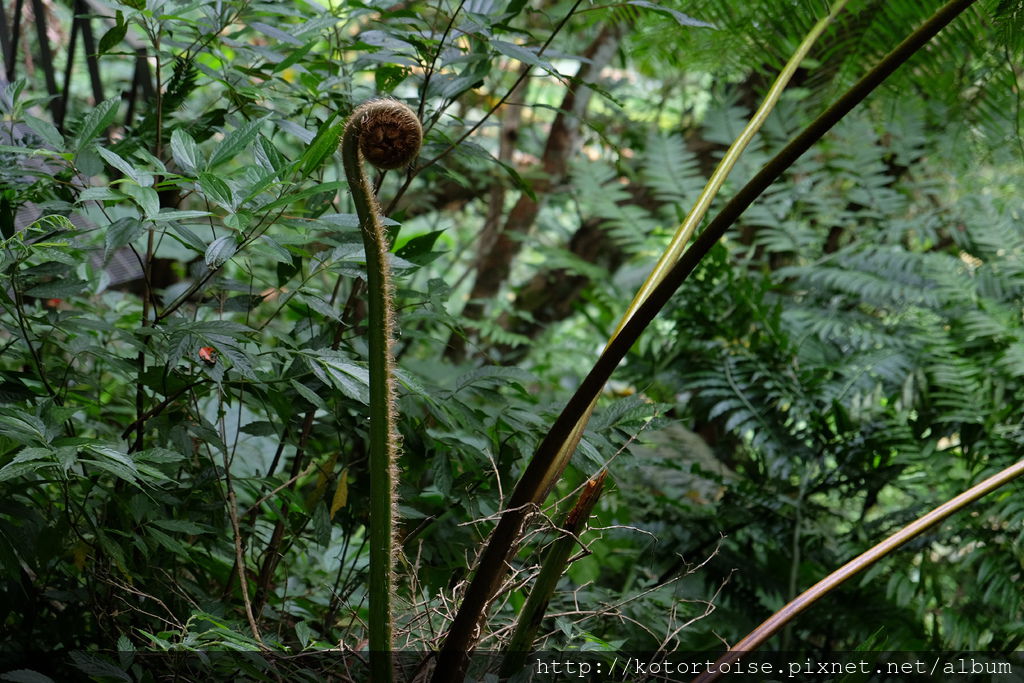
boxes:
[0,0,1021,676]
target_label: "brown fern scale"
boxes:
[353,99,423,170]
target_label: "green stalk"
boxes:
[341,99,422,683]
[431,1,978,679]
[500,472,607,679]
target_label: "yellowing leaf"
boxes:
[330,468,349,519]
[306,452,338,511]
[72,541,90,570]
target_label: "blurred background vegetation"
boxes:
[0,0,1022,678]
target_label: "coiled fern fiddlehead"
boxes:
[341,99,421,681]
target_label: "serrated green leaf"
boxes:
[74,98,120,152]
[82,444,140,485]
[168,222,207,254]
[0,447,54,482]
[318,356,370,404]
[259,181,344,212]
[78,187,121,203]
[453,366,537,394]
[273,40,316,73]
[257,235,293,263]
[295,621,314,648]
[186,320,253,337]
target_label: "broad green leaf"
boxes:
[291,379,326,409]
[154,209,212,221]
[626,1,715,27]
[300,119,344,176]
[208,118,265,168]
[254,134,288,174]
[204,235,238,268]
[97,147,151,186]
[170,129,204,174]
[23,114,64,149]
[120,183,160,219]
[308,353,370,404]
[198,172,235,210]
[0,669,57,683]
[98,12,128,54]
[491,40,556,73]
[0,447,54,482]
[395,230,445,263]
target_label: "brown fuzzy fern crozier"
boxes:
[341,98,421,683]
[354,100,423,170]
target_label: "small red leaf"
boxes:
[198,346,218,366]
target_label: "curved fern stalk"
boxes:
[434,0,851,671]
[615,0,850,338]
[692,457,1024,683]
[532,0,853,511]
[340,99,422,683]
[431,1,978,680]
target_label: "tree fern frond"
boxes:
[639,130,704,211]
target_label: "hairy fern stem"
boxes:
[340,99,421,682]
